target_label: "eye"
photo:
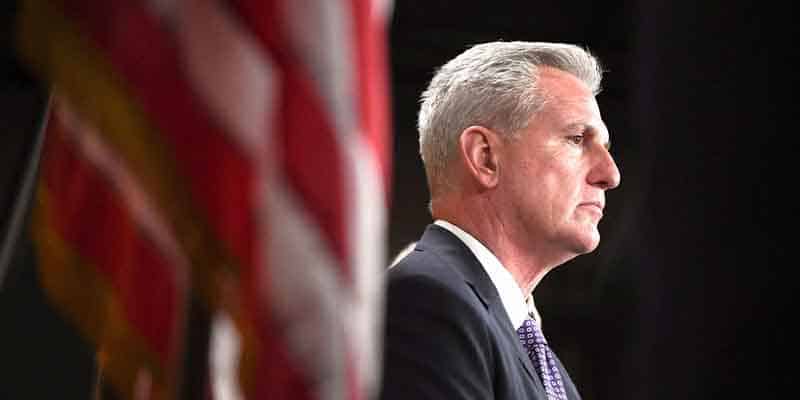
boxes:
[567,135,584,145]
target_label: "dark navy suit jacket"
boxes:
[380,224,581,399]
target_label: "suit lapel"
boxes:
[552,351,582,400]
[417,225,497,308]
[488,305,545,393]
[417,225,548,395]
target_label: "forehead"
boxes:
[536,68,609,139]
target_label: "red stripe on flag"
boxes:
[41,113,181,366]
[54,0,256,270]
[253,315,315,399]
[280,71,349,267]
[351,0,393,197]
[226,0,351,275]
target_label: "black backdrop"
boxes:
[387,1,793,398]
[1,1,794,398]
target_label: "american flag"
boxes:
[16,0,392,398]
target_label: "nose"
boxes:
[588,146,621,190]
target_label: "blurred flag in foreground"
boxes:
[15,0,392,398]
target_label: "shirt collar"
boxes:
[434,220,540,330]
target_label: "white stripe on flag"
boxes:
[176,0,277,160]
[283,0,359,145]
[262,176,348,400]
[54,99,189,284]
[344,133,387,397]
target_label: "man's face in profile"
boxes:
[495,67,620,263]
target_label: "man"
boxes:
[380,41,620,399]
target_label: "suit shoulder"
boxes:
[386,247,485,316]
[381,246,498,399]
[389,246,470,291]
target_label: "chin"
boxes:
[568,230,601,254]
[571,242,598,255]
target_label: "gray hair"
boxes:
[418,41,603,196]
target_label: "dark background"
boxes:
[386,1,793,398]
[1,1,794,398]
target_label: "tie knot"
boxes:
[517,318,548,348]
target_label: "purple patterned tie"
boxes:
[517,318,568,400]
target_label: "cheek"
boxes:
[508,150,583,218]
[543,168,585,221]
[540,159,582,198]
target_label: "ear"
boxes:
[458,125,501,189]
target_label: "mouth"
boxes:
[578,201,604,216]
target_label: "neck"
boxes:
[432,195,561,296]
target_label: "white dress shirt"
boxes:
[434,220,543,330]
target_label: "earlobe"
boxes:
[459,126,500,189]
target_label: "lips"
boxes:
[579,201,604,216]
[579,201,604,210]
